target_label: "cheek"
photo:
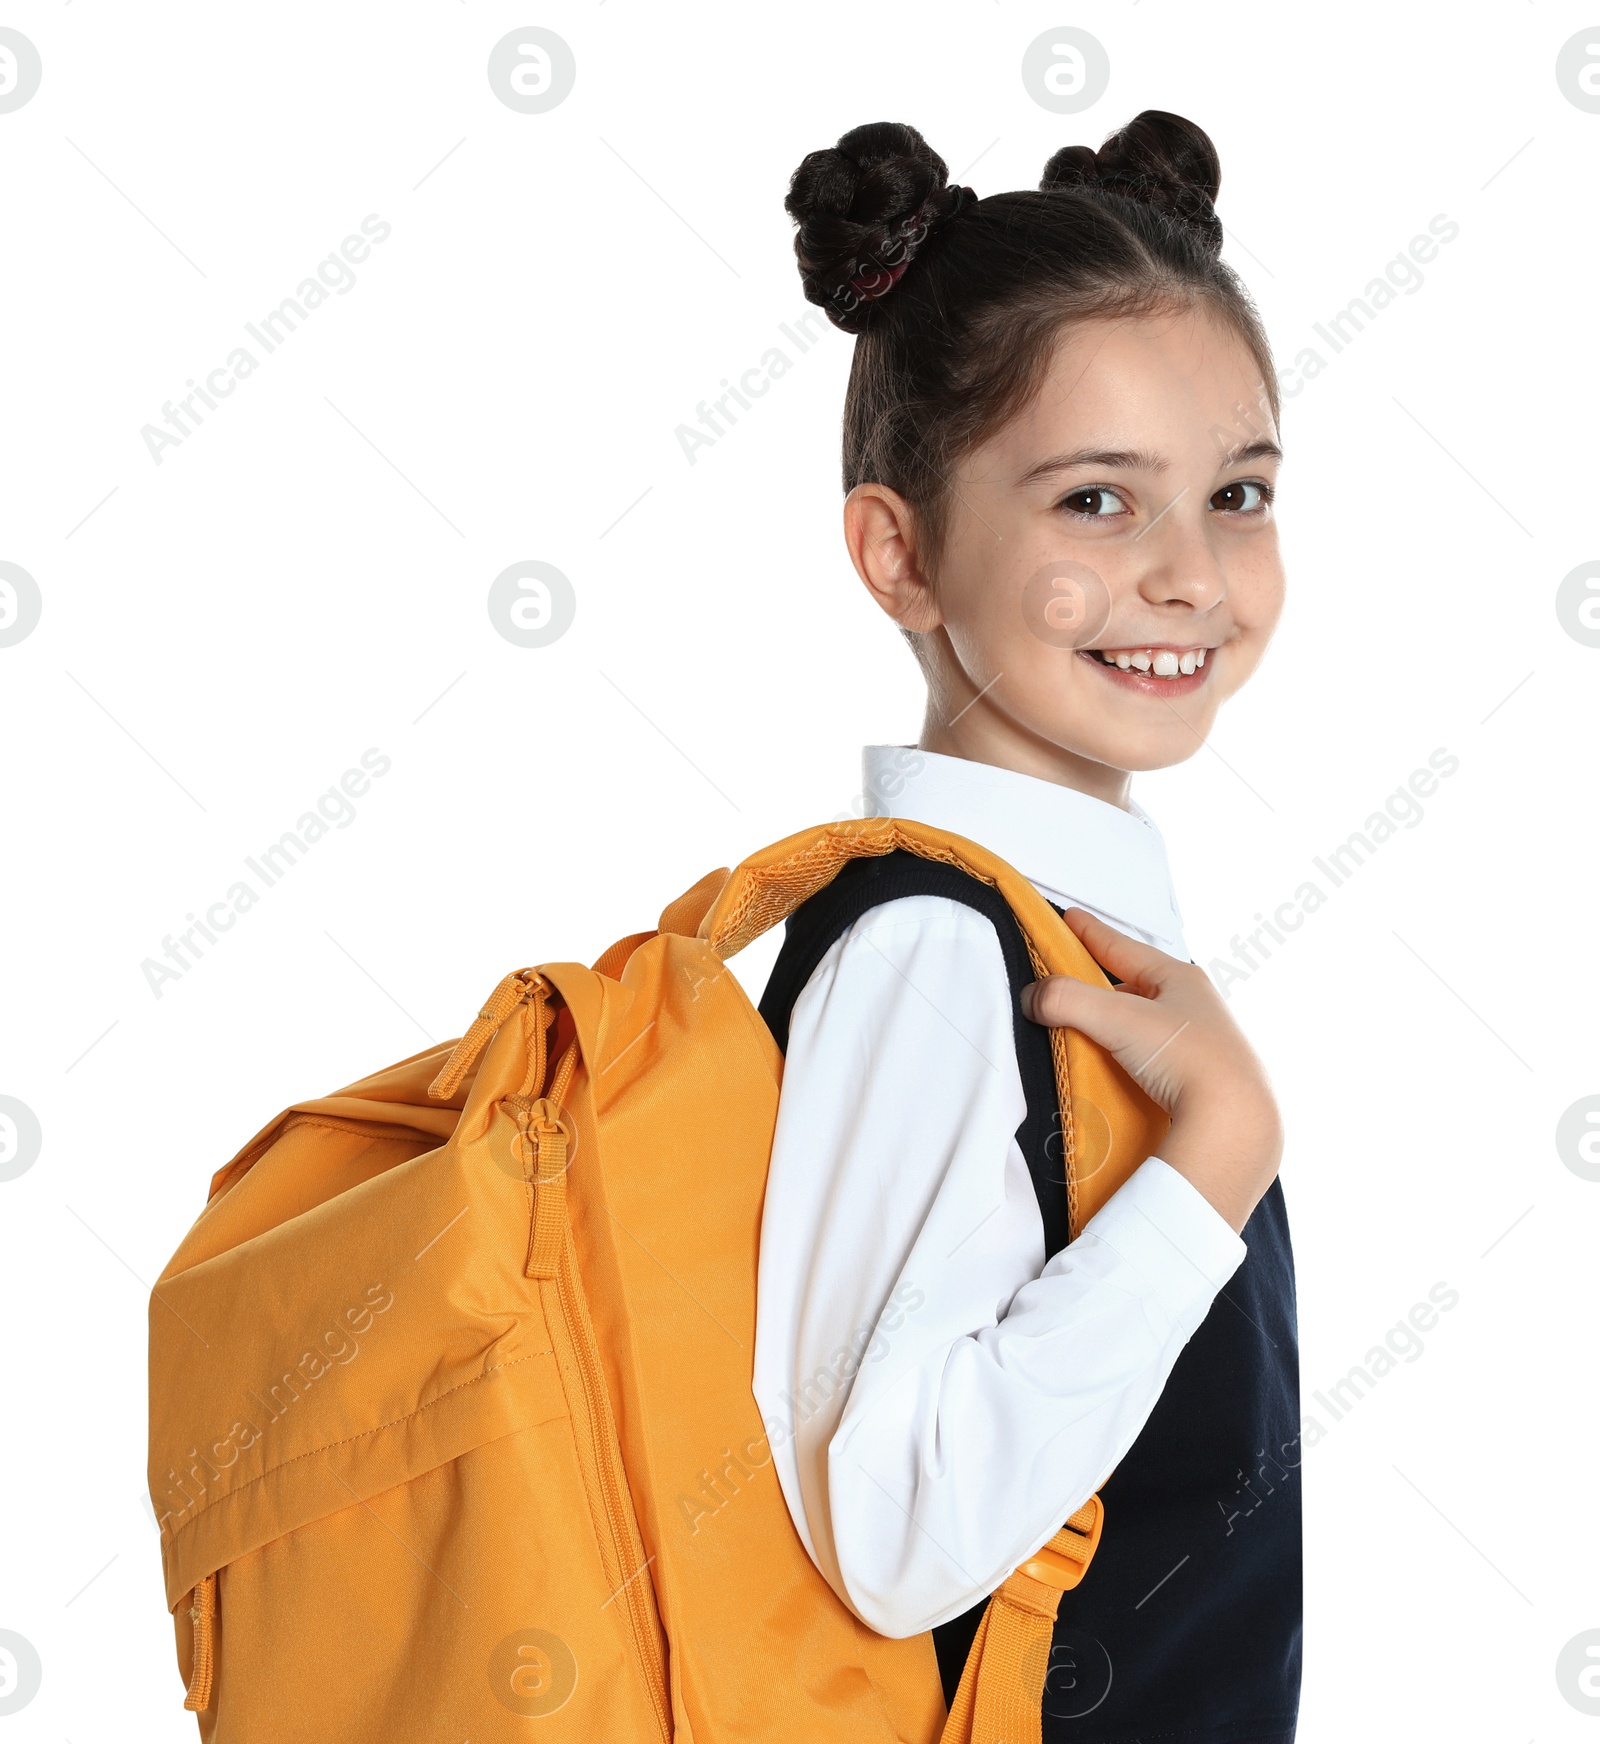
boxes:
[946,596,1090,734]
[934,494,1068,641]
[935,555,1033,670]
[939,538,1116,674]
[1211,548,1285,697]
[1232,539,1286,635]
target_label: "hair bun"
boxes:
[786,122,973,333]
[1042,110,1223,257]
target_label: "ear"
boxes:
[842,484,942,633]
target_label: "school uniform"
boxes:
[752,747,1301,1743]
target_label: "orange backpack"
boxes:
[148,819,1168,1743]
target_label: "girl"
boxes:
[751,113,1299,1742]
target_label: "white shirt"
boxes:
[751,747,1248,1638]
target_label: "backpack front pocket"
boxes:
[166,1354,672,1742]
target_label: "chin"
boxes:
[1120,744,1207,773]
[1070,727,1213,776]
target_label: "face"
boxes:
[845,305,1285,805]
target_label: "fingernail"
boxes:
[1020,982,1035,1019]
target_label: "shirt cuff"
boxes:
[1063,1155,1248,1340]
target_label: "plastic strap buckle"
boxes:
[1016,1493,1105,1592]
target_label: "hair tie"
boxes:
[1093,165,1215,232]
[844,183,977,305]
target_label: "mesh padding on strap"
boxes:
[704,821,985,961]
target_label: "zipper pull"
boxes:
[429,968,545,1101]
[517,1095,574,1279]
[182,1571,217,1711]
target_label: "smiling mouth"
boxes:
[1080,644,1212,680]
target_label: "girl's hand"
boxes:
[1021,908,1283,1235]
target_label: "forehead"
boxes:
[991,306,1275,465]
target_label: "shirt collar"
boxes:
[861,745,1188,958]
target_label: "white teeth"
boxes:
[1092,646,1211,678]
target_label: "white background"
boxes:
[1,2,1597,1738]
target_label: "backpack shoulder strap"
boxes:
[756,847,1069,1262]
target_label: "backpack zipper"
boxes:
[551,1237,672,1739]
[510,1053,672,1740]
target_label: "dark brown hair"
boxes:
[784,111,1277,573]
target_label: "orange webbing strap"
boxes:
[659,866,731,938]
[588,866,730,982]
[591,930,655,980]
[939,1494,1105,1744]
[428,968,546,1101]
[523,1039,581,1280]
[182,1570,217,1711]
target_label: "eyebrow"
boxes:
[1016,436,1284,489]
[1223,438,1285,467]
[1017,446,1166,487]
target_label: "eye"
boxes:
[1057,485,1129,520]
[1210,478,1273,514]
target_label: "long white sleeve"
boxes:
[751,893,1248,1638]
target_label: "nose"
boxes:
[1133,491,1228,612]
